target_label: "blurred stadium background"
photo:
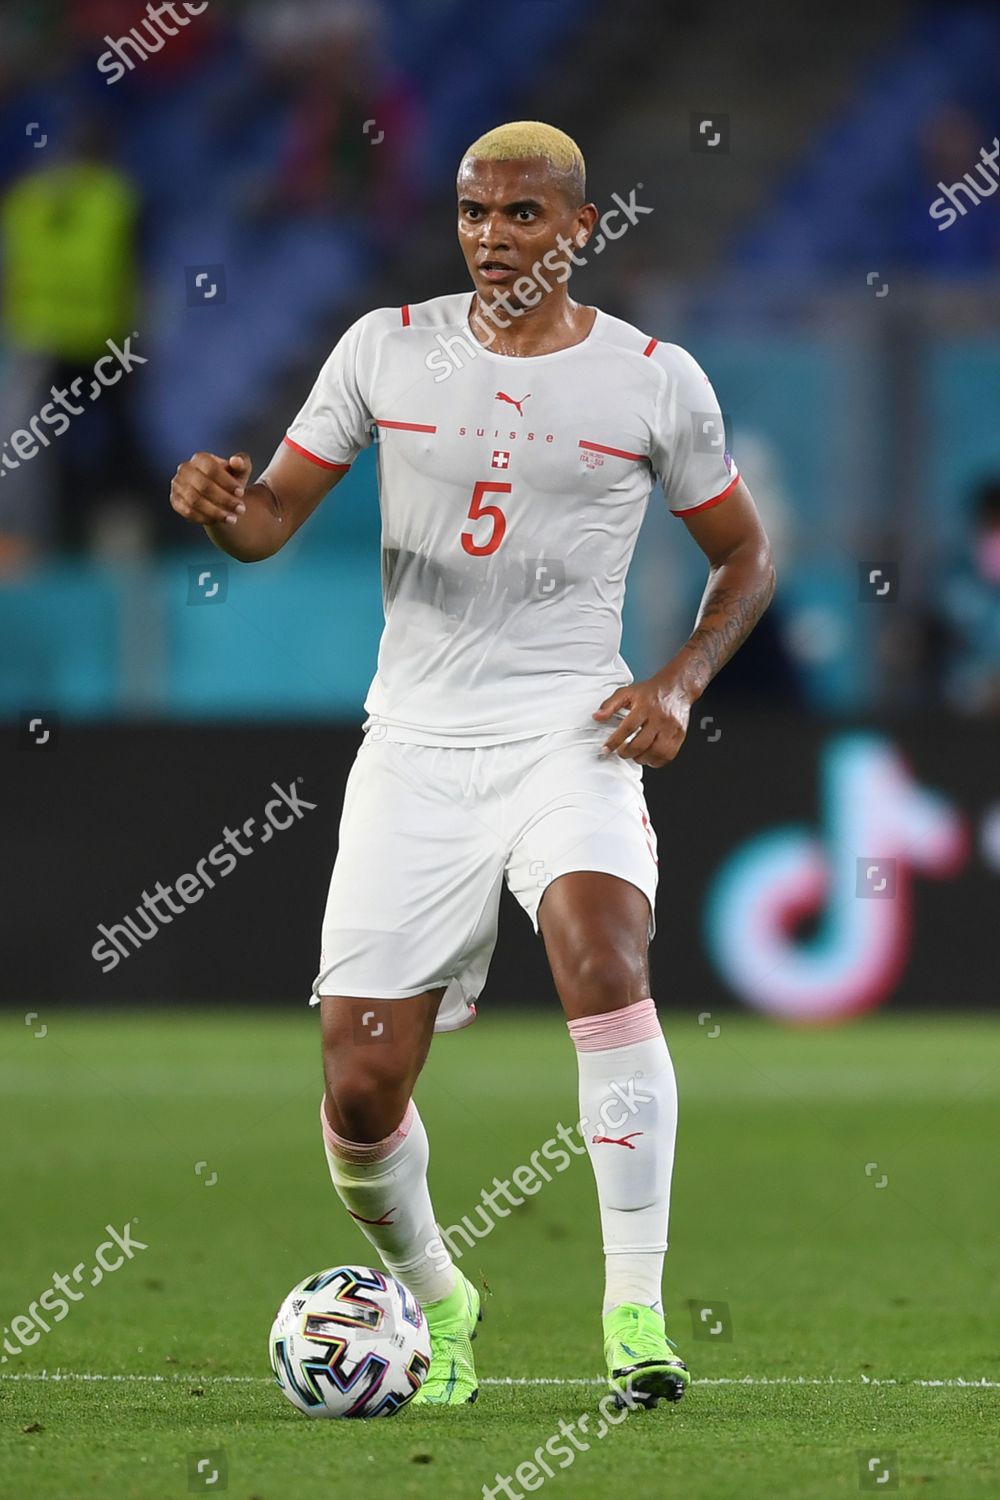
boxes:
[1,0,996,1013]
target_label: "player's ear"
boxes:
[575,204,599,247]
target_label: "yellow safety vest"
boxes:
[1,162,139,361]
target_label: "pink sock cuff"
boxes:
[567,997,661,1052]
[320,1096,415,1164]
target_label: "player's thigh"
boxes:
[505,728,658,1014]
[536,871,651,1015]
[315,738,506,1002]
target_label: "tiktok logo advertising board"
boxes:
[704,735,969,1021]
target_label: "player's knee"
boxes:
[323,1052,412,1141]
[325,1085,384,1142]
[566,941,647,1010]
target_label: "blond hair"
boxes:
[461,121,586,202]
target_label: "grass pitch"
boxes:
[2,1009,999,1499]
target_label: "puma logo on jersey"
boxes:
[591,1132,644,1149]
[496,391,531,417]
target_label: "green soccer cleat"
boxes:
[603,1302,691,1409]
[410,1269,483,1406]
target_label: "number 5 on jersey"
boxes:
[461,480,511,557]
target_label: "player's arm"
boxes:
[170,443,348,562]
[595,479,775,765]
[671,478,776,695]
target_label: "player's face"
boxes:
[456,157,593,309]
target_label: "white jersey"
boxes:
[285,291,738,745]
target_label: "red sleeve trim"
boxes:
[579,439,644,462]
[401,304,411,327]
[283,436,351,471]
[375,419,437,433]
[670,471,739,516]
[642,337,659,357]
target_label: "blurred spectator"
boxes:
[935,478,1000,713]
[68,0,219,84]
[242,0,425,237]
[893,104,1000,273]
[0,115,157,556]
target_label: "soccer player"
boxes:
[170,121,775,1409]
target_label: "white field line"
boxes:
[1,1371,997,1388]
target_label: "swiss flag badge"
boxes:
[491,450,511,469]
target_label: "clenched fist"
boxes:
[170,452,252,527]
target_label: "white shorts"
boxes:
[309,721,659,1033]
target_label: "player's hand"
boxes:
[593,674,695,767]
[170,452,251,527]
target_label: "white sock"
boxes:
[321,1097,456,1306]
[567,998,678,1317]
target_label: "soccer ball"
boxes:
[269,1266,431,1418]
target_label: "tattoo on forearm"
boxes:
[682,569,776,689]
